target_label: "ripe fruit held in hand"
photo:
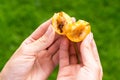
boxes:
[52,11,91,42]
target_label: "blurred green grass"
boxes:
[0,0,120,80]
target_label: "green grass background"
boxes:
[0,0,120,80]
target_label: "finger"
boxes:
[29,19,51,40]
[80,33,96,67]
[54,33,61,41]
[69,42,78,64]
[46,33,61,50]
[91,37,103,78]
[71,17,76,22]
[32,25,55,50]
[23,19,51,45]
[76,42,83,64]
[59,37,69,68]
[91,37,101,66]
[48,39,61,56]
[52,51,59,67]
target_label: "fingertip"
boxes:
[80,32,99,67]
[59,37,70,68]
[28,19,52,41]
[60,37,69,47]
[71,17,76,22]
[45,24,56,38]
[81,32,93,46]
[33,25,55,50]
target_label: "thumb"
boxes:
[33,25,55,50]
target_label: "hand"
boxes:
[1,19,61,80]
[57,33,103,80]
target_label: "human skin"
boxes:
[57,33,103,80]
[0,19,103,80]
[0,19,61,80]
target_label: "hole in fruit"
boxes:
[58,23,64,33]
